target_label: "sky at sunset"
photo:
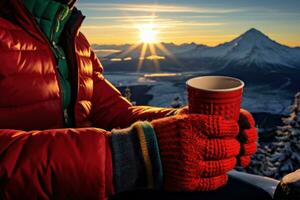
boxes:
[77,0,300,47]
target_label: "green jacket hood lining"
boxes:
[23,0,72,43]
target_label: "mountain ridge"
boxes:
[93,28,300,73]
[92,28,297,49]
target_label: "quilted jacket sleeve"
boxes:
[90,50,177,130]
[0,128,114,200]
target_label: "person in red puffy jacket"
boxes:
[0,0,266,199]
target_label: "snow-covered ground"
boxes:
[105,72,294,115]
[147,81,187,107]
[243,83,293,114]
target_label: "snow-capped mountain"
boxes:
[178,28,300,70]
[94,28,300,72]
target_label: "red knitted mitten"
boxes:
[151,114,240,191]
[236,109,258,167]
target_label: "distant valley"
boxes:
[93,28,300,94]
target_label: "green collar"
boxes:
[23,0,72,43]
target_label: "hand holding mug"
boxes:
[184,76,258,167]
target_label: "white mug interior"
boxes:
[187,76,244,92]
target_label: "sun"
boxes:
[139,24,158,43]
[123,22,178,72]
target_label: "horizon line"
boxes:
[91,41,300,49]
[87,28,300,48]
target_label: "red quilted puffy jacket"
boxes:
[0,0,175,199]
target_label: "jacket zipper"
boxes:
[52,6,71,126]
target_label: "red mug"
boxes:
[186,76,244,121]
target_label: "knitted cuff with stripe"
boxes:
[109,121,163,193]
